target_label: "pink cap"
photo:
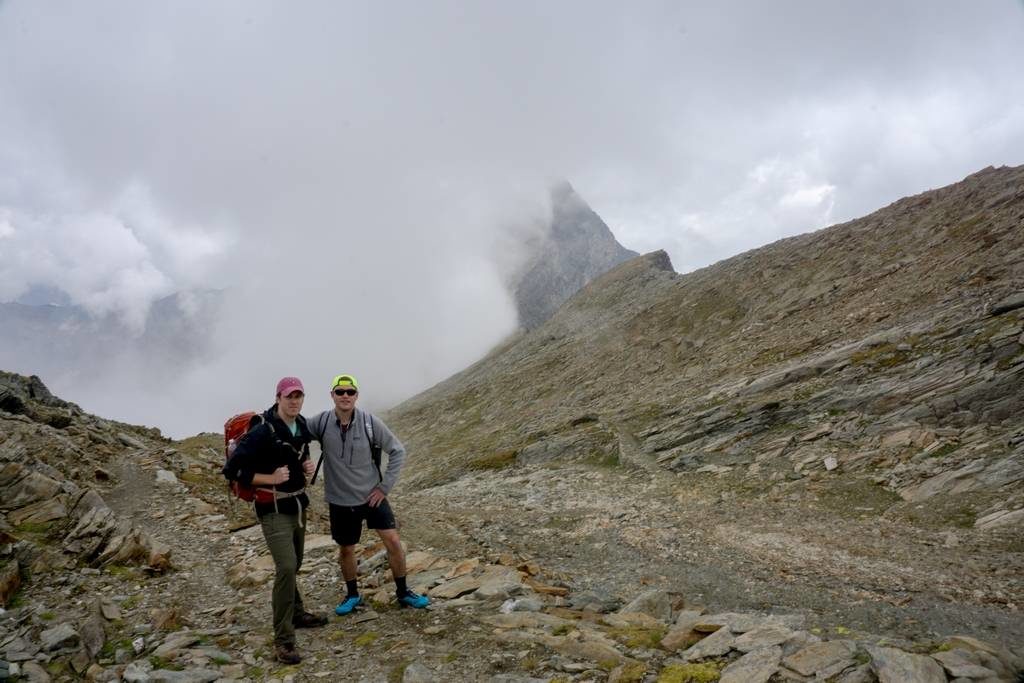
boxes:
[276,376,305,397]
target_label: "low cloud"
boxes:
[1,2,1023,435]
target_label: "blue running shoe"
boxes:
[334,595,362,615]
[397,590,430,609]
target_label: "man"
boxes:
[307,373,430,614]
[222,377,327,664]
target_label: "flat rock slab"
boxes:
[603,612,666,630]
[148,669,220,683]
[483,612,573,631]
[866,645,946,683]
[429,572,483,599]
[100,599,122,620]
[720,645,782,683]
[402,661,437,683]
[618,589,672,622]
[8,496,67,526]
[975,508,1024,530]
[405,550,452,574]
[40,622,79,651]
[542,634,624,665]
[733,624,796,653]
[155,469,179,485]
[783,639,858,677]
[153,632,202,657]
[684,626,735,660]
[476,565,525,599]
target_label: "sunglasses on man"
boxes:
[333,388,357,396]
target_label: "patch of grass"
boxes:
[657,661,725,682]
[46,660,69,677]
[178,471,206,484]
[211,655,232,666]
[544,515,581,531]
[99,638,133,660]
[552,623,573,636]
[388,660,409,683]
[945,507,977,529]
[468,449,519,471]
[39,611,55,620]
[106,564,135,579]
[615,661,649,682]
[354,631,380,647]
[927,443,959,459]
[608,624,668,649]
[598,658,621,671]
[14,522,52,535]
[149,655,184,671]
[519,655,541,671]
[7,589,26,609]
[443,651,459,663]
[585,450,621,468]
[121,595,140,610]
[245,667,265,679]
[850,342,912,369]
[815,476,901,518]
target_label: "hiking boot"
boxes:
[397,590,430,609]
[274,643,301,665]
[292,611,328,628]
[334,595,363,615]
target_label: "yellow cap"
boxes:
[331,374,359,391]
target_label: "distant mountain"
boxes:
[0,290,222,385]
[390,165,1024,511]
[511,182,639,329]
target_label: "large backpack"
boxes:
[224,412,276,503]
[225,412,309,505]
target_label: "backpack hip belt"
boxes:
[256,486,308,525]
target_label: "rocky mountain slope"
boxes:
[4,370,1022,683]
[2,165,1023,682]
[510,182,639,329]
[385,166,1024,659]
[391,164,1024,506]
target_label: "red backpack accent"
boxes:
[224,412,276,504]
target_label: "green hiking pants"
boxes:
[260,510,307,646]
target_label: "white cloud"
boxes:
[0,176,231,331]
[1,2,1023,434]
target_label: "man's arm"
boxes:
[376,417,406,495]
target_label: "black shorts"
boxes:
[329,500,397,546]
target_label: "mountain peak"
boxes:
[512,182,640,329]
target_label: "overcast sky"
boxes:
[1,2,1023,435]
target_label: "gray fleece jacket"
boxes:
[306,407,407,506]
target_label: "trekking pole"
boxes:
[310,452,324,486]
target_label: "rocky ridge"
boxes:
[511,182,639,330]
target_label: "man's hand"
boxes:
[366,487,386,508]
[272,466,290,485]
[302,458,315,476]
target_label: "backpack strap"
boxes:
[362,411,383,483]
